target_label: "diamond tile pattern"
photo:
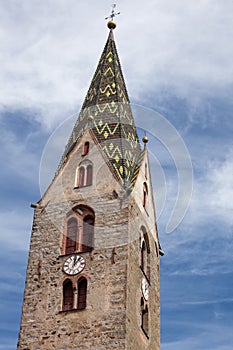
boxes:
[58,30,142,188]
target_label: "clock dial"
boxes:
[141,277,149,301]
[63,255,85,276]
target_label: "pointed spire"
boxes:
[58,24,141,188]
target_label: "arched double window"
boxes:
[62,277,87,312]
[75,160,93,188]
[140,227,150,280]
[64,206,95,255]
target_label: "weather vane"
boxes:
[105,4,120,21]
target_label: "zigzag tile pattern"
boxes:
[57,30,141,188]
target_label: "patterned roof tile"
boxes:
[57,30,141,188]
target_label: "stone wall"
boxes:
[18,131,160,349]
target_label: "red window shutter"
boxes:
[86,164,93,186]
[63,281,73,311]
[82,142,89,156]
[78,278,87,310]
[66,218,77,254]
[141,241,145,271]
[143,191,146,207]
[81,216,94,253]
[78,167,85,187]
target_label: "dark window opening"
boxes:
[82,142,89,156]
[86,164,93,186]
[140,228,150,280]
[66,218,78,255]
[80,216,94,253]
[78,166,85,187]
[143,182,148,208]
[141,240,146,271]
[63,280,73,311]
[142,305,149,336]
[77,277,87,310]
[145,163,148,179]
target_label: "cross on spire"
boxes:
[105,4,120,21]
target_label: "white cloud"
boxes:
[0,0,232,129]
[182,298,233,306]
[192,147,233,225]
[208,154,233,213]
[157,147,233,275]
[0,2,232,349]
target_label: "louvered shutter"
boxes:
[81,216,94,253]
[66,218,77,254]
[86,164,93,186]
[63,281,73,311]
[78,166,85,187]
[78,278,87,310]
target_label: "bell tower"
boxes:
[18,17,163,350]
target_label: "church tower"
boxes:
[18,17,162,350]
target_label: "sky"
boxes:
[0,0,233,349]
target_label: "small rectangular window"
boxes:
[82,142,89,156]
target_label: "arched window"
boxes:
[77,277,87,310]
[81,215,94,253]
[143,182,148,208]
[78,166,85,187]
[141,240,146,272]
[82,142,89,156]
[140,227,150,280]
[63,280,73,311]
[155,242,158,257]
[142,304,149,336]
[145,163,148,179]
[140,297,144,323]
[75,161,93,188]
[63,206,95,255]
[86,164,93,186]
[66,218,78,255]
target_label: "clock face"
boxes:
[141,277,149,301]
[63,255,85,276]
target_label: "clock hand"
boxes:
[73,256,82,267]
[76,256,82,264]
[73,255,77,267]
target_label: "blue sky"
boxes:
[0,1,233,349]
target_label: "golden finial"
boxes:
[105,4,120,30]
[142,131,149,146]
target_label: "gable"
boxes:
[40,128,123,207]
